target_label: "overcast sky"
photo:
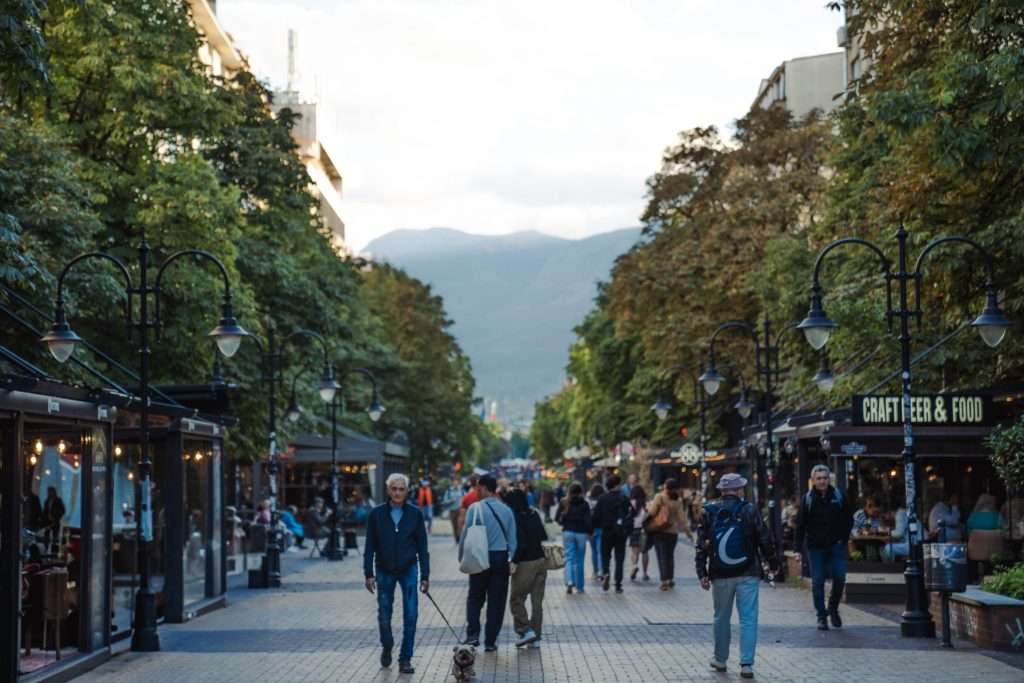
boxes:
[218,1,842,252]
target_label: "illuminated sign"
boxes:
[852,394,993,427]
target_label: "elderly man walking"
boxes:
[459,474,517,652]
[364,473,430,675]
[695,473,779,680]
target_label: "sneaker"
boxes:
[740,664,754,679]
[516,629,540,647]
[466,637,480,647]
[630,567,639,582]
[398,662,415,674]
[615,585,624,594]
[642,574,651,581]
[709,659,727,672]
[817,617,829,631]
[484,644,498,653]
[602,575,610,592]
[566,585,573,595]
[829,609,843,629]
[380,649,392,668]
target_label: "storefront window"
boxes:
[110,442,136,639]
[183,439,211,605]
[20,424,87,673]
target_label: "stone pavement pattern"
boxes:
[76,524,1024,683]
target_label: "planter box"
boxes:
[929,587,1024,652]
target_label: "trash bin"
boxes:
[923,543,968,593]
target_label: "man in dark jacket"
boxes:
[364,473,430,674]
[794,464,855,631]
[695,473,778,680]
[593,475,632,593]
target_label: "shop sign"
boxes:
[853,393,993,427]
[679,442,701,466]
[840,441,867,455]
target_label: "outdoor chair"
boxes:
[967,529,1006,581]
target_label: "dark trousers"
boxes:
[376,564,419,663]
[653,533,678,582]
[466,551,510,647]
[600,529,627,587]
[807,542,847,618]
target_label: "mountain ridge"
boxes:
[365,226,642,423]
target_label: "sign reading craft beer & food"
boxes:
[852,393,993,427]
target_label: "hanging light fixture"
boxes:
[650,398,672,422]
[971,291,1011,348]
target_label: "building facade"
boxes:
[752,52,845,118]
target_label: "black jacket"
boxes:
[513,509,549,563]
[556,498,592,534]
[794,486,854,551]
[593,490,631,534]
[364,502,430,579]
[694,495,779,581]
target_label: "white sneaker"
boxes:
[709,659,727,672]
[741,664,754,679]
[515,629,539,647]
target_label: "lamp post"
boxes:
[698,319,802,558]
[797,225,1010,638]
[41,238,247,652]
[323,367,385,561]
[242,327,336,588]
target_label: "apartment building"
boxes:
[189,0,245,78]
[752,51,846,118]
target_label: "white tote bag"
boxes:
[459,505,491,574]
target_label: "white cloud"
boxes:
[218,0,842,250]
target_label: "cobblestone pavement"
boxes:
[77,523,1024,683]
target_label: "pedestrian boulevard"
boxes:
[76,524,1024,683]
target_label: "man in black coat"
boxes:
[593,475,632,593]
[364,473,430,674]
[794,464,855,630]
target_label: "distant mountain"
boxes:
[365,227,643,424]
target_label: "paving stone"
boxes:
[74,523,1024,682]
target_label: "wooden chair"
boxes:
[302,515,325,558]
[967,529,1006,580]
[41,568,69,660]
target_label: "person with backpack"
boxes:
[695,473,779,680]
[555,482,592,594]
[794,464,855,631]
[505,489,548,648]
[593,475,632,593]
[586,484,606,581]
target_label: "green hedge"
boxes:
[981,562,1024,601]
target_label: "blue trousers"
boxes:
[563,531,588,591]
[590,528,604,575]
[807,542,847,618]
[377,564,419,663]
[712,575,760,666]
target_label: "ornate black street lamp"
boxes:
[242,327,335,588]
[698,319,802,556]
[41,238,247,652]
[797,225,1010,638]
[323,367,384,561]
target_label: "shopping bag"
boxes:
[459,506,491,574]
[542,542,566,571]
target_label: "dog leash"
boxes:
[423,590,466,645]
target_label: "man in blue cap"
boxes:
[695,473,779,680]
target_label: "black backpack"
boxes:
[609,493,634,535]
[707,498,755,577]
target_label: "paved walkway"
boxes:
[77,523,1024,682]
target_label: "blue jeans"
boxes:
[712,575,759,666]
[590,528,604,575]
[376,564,419,663]
[563,531,588,591]
[807,542,847,618]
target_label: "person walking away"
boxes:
[455,474,480,541]
[555,482,591,594]
[794,464,854,631]
[647,479,689,590]
[417,478,434,534]
[594,475,632,593]
[539,487,555,523]
[460,475,517,652]
[628,485,651,582]
[587,484,605,581]
[364,473,430,675]
[506,489,548,648]
[696,473,779,680]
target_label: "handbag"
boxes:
[644,495,672,534]
[542,542,565,571]
[459,505,491,574]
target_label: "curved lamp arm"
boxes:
[913,236,995,286]
[337,367,385,421]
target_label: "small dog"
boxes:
[450,643,476,682]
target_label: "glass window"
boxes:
[183,439,210,605]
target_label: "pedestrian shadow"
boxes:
[157,626,470,653]
[278,579,469,593]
